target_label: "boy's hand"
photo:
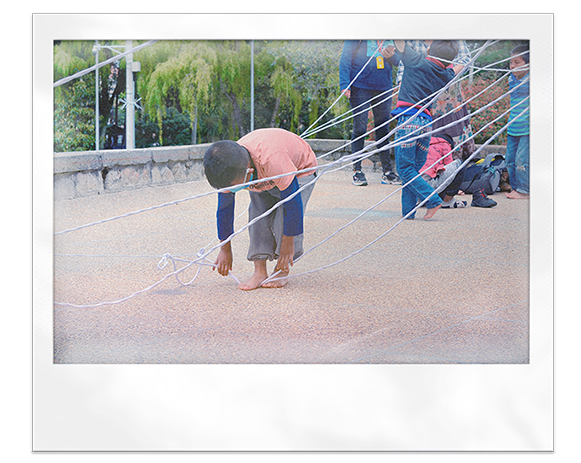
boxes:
[453,64,465,75]
[214,241,233,277]
[276,235,295,273]
[394,40,406,53]
[381,45,396,59]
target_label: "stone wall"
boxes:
[54,140,505,200]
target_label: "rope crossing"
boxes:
[54,41,530,308]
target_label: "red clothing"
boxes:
[238,128,318,192]
[421,136,454,179]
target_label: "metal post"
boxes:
[126,40,135,149]
[93,41,100,150]
[250,40,254,132]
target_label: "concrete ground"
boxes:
[53,163,529,364]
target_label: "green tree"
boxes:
[54,77,95,152]
[139,41,217,146]
[54,41,98,152]
[54,40,132,151]
[214,41,253,138]
[263,41,347,138]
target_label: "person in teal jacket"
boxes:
[339,40,401,186]
[505,44,530,200]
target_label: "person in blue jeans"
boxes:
[505,44,530,200]
[391,40,465,219]
[339,40,401,186]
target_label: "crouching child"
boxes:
[203,128,318,290]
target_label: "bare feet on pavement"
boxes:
[237,260,290,290]
[261,270,290,288]
[424,204,441,220]
[505,190,529,199]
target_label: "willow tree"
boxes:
[265,40,345,138]
[140,41,217,145]
[268,65,302,132]
[260,40,349,138]
[213,41,252,139]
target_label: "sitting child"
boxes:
[420,134,467,208]
[420,134,497,208]
[203,128,318,290]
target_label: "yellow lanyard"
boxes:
[376,40,385,69]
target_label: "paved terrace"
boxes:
[53,163,529,364]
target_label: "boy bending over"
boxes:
[203,128,318,290]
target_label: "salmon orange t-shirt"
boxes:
[238,128,318,192]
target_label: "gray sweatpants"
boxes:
[246,173,316,262]
[422,159,463,194]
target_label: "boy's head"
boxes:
[203,140,250,190]
[510,44,529,79]
[428,40,459,64]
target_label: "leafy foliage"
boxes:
[54,77,95,152]
[54,39,522,152]
[462,75,510,145]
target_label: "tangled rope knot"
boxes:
[157,253,171,270]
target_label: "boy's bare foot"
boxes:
[238,260,268,291]
[423,204,441,220]
[261,270,290,288]
[505,190,529,199]
[238,271,268,291]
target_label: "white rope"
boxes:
[300,40,388,138]
[55,49,515,248]
[54,172,322,308]
[295,82,530,256]
[327,60,520,175]
[316,69,524,179]
[57,96,526,307]
[437,48,529,72]
[262,96,529,284]
[302,41,495,143]
[54,40,505,237]
[308,40,498,169]
[300,86,401,140]
[54,40,527,306]
[55,45,524,260]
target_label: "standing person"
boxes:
[391,40,464,220]
[203,128,318,291]
[339,40,401,186]
[396,40,475,161]
[505,44,530,200]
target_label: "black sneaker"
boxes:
[352,171,368,186]
[471,188,497,208]
[381,171,401,184]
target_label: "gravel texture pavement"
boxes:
[53,165,529,364]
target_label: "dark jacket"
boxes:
[339,40,399,92]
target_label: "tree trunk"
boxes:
[270,96,281,128]
[219,78,246,137]
[191,105,198,145]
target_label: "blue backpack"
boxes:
[459,153,507,195]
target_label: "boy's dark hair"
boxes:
[203,140,249,189]
[511,44,529,64]
[429,40,459,64]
